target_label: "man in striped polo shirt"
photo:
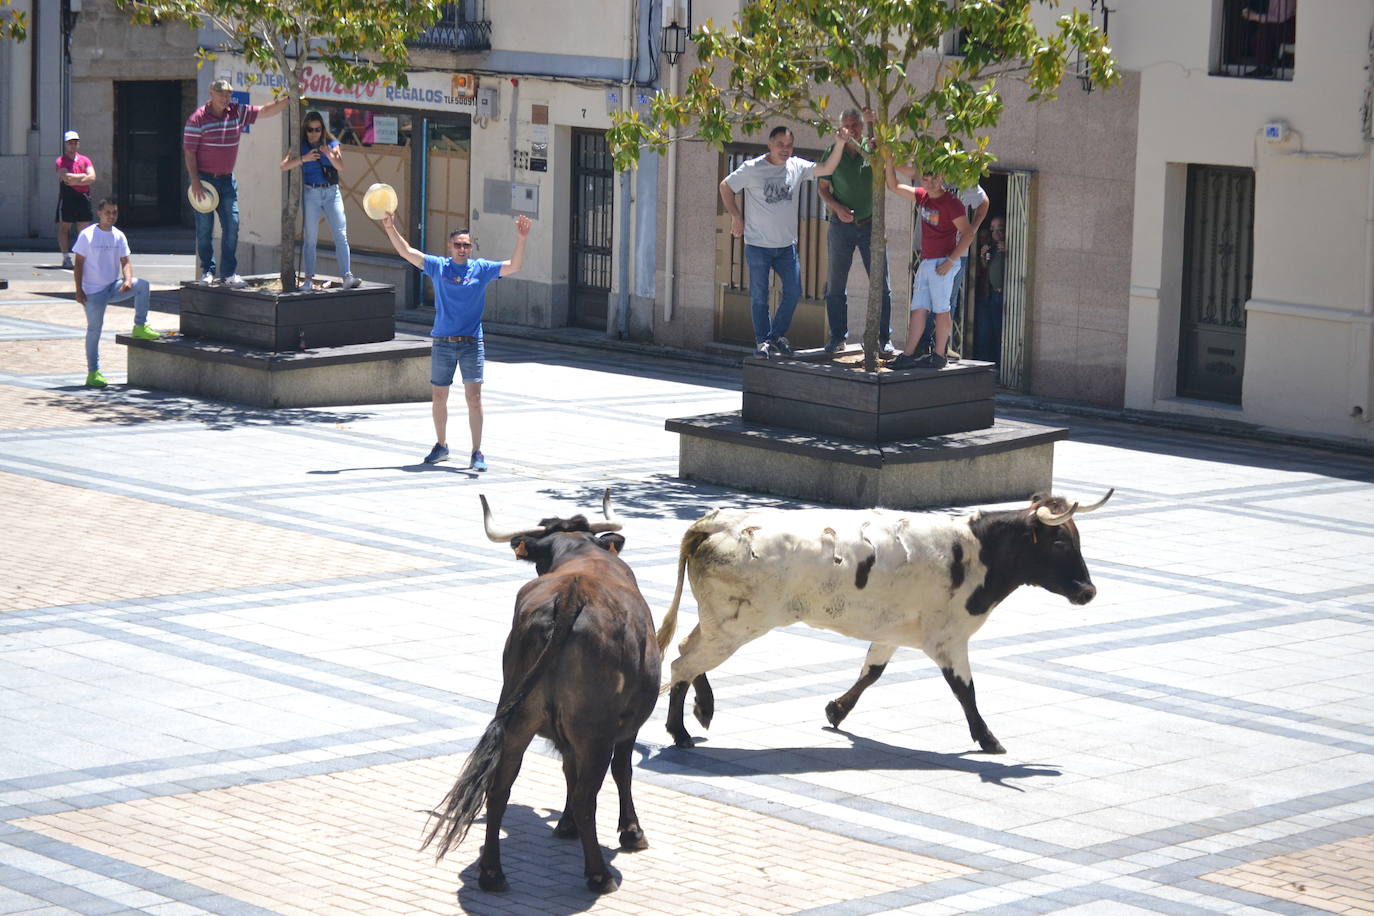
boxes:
[184,78,288,287]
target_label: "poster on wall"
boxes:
[372,117,399,145]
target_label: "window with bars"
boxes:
[1213,0,1296,81]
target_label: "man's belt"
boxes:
[199,171,232,179]
[435,335,478,342]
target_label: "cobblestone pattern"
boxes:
[3,260,1374,914]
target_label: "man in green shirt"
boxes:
[818,108,895,356]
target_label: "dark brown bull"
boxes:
[422,491,662,894]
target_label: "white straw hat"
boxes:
[188,180,220,214]
[363,183,398,220]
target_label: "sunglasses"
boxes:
[452,242,473,249]
[306,126,323,133]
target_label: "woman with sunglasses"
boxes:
[280,112,361,290]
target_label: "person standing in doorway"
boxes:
[72,199,163,388]
[720,124,850,359]
[817,109,895,357]
[380,211,531,470]
[974,216,1007,363]
[55,130,96,269]
[280,111,361,291]
[885,164,974,370]
[184,78,288,287]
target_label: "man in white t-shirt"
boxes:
[720,125,849,358]
[72,199,163,388]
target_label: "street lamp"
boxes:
[662,19,688,66]
[1077,0,1111,93]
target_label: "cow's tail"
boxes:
[421,594,582,861]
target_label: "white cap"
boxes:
[64,130,80,141]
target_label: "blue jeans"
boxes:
[744,243,801,344]
[920,253,969,351]
[194,173,239,278]
[974,289,1005,362]
[83,277,150,371]
[302,184,352,277]
[824,217,892,344]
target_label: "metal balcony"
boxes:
[409,1,492,53]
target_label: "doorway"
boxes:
[1177,164,1252,403]
[570,129,613,329]
[114,80,184,226]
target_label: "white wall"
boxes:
[1122,0,1374,441]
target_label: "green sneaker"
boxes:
[85,370,108,388]
[130,324,162,341]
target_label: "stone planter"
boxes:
[178,276,395,351]
[742,354,996,442]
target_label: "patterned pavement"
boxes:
[2,251,1374,915]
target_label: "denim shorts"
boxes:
[431,337,484,386]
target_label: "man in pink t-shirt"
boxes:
[183,78,287,287]
[884,164,973,370]
[55,130,96,269]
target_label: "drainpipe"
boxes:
[614,0,636,338]
[663,48,679,323]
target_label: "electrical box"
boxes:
[1263,120,1289,143]
[511,183,539,215]
[477,87,499,120]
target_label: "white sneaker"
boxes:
[300,278,314,292]
[200,271,215,285]
[224,274,247,289]
[61,253,73,269]
[343,273,361,289]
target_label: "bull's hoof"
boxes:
[825,699,850,727]
[667,723,695,748]
[552,820,578,839]
[478,869,509,893]
[619,825,648,850]
[586,872,619,894]
[692,698,713,729]
[978,737,1007,754]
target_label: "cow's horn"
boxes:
[1035,501,1079,526]
[480,494,546,542]
[587,487,623,533]
[1074,488,1115,515]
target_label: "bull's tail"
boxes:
[421,595,582,861]
[656,526,712,656]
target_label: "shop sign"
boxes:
[220,56,477,114]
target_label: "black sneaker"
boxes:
[771,336,795,357]
[887,352,918,370]
[423,443,450,464]
[823,335,846,355]
[755,341,773,359]
[912,352,948,369]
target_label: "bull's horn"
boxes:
[1035,501,1079,526]
[587,487,623,533]
[1074,488,1115,514]
[480,494,546,542]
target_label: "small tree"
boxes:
[117,0,442,291]
[608,0,1117,371]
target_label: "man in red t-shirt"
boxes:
[183,78,288,287]
[55,130,96,269]
[884,164,974,369]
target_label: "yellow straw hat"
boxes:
[187,180,219,214]
[363,183,398,220]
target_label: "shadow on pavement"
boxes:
[644,730,1061,792]
[450,802,619,914]
[28,387,373,430]
[535,476,828,522]
[308,464,479,478]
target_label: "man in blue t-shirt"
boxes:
[382,211,531,470]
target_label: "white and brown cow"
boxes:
[656,490,1113,754]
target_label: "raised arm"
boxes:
[810,126,853,179]
[380,212,427,269]
[885,161,917,200]
[258,95,291,119]
[499,215,532,277]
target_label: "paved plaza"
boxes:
[2,250,1374,915]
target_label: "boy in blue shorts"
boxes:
[381,211,531,469]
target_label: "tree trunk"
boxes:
[280,97,301,291]
[862,150,890,373]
